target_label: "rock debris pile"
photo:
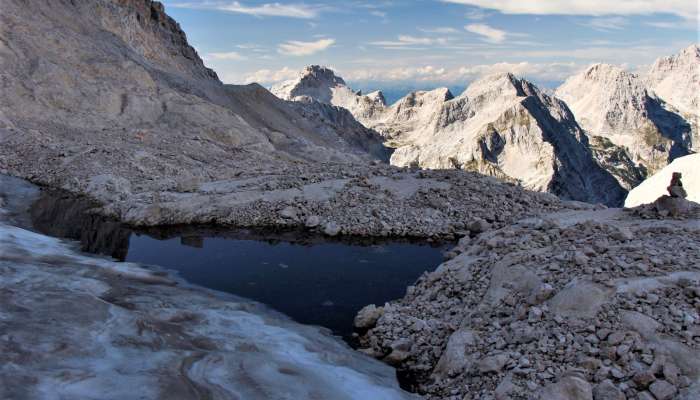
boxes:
[356,208,700,399]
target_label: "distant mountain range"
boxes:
[272,45,699,206]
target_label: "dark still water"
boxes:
[27,189,448,339]
[126,233,445,338]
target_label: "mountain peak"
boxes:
[582,63,632,80]
[271,65,348,103]
[366,90,387,106]
[463,72,539,100]
[299,65,347,86]
[647,43,700,126]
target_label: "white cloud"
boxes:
[370,10,387,18]
[339,62,581,84]
[465,24,507,43]
[370,35,450,48]
[243,67,298,84]
[396,35,434,45]
[465,9,489,20]
[419,27,460,34]
[456,61,581,81]
[171,1,321,19]
[645,19,699,30]
[502,42,692,65]
[278,38,335,56]
[205,51,248,60]
[581,17,628,31]
[442,0,697,20]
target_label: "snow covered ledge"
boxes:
[0,210,418,399]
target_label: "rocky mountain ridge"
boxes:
[647,45,700,121]
[556,63,692,177]
[0,0,578,240]
[1,2,699,400]
[275,46,698,203]
[275,68,628,206]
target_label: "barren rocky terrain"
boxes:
[356,202,700,399]
[0,0,575,239]
[1,1,698,399]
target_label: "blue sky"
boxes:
[162,0,698,91]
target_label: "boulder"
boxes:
[354,305,383,329]
[537,375,593,400]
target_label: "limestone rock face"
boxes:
[272,65,349,104]
[279,67,627,206]
[556,63,693,175]
[0,0,390,192]
[647,45,699,122]
[271,65,387,125]
[647,44,700,153]
[378,74,627,206]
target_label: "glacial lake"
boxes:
[25,188,448,340]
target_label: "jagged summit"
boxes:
[272,65,389,125]
[366,90,387,107]
[275,66,626,205]
[272,65,347,103]
[376,73,627,205]
[647,44,699,123]
[556,61,692,175]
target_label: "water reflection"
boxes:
[28,189,448,339]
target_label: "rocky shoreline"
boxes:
[1,164,582,240]
[354,200,700,399]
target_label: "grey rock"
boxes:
[323,222,341,236]
[633,370,656,388]
[593,380,625,400]
[279,206,298,219]
[434,329,477,376]
[305,215,321,228]
[478,353,510,374]
[538,375,593,400]
[354,304,383,329]
[649,380,677,400]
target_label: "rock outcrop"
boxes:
[556,64,692,176]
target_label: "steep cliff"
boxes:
[556,64,692,175]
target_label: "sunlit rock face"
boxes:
[556,63,693,176]
[0,179,418,400]
[0,0,389,221]
[277,67,627,206]
[377,73,627,207]
[647,45,700,128]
